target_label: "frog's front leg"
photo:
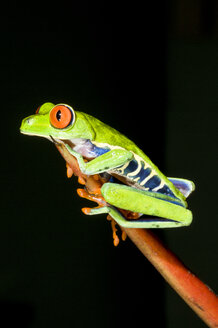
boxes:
[87,183,193,228]
[65,144,133,175]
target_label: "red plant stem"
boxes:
[123,227,218,328]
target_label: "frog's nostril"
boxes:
[20,115,35,134]
[26,117,33,125]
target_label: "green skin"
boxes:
[20,102,194,228]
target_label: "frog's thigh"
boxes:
[101,183,192,225]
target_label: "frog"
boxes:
[20,103,195,229]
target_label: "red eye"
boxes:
[50,104,74,129]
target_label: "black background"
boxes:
[0,1,217,327]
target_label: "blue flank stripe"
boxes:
[123,159,182,203]
[143,175,161,189]
[120,158,179,200]
[155,185,176,198]
[124,160,152,182]
[123,159,138,174]
[140,167,152,181]
[91,144,110,156]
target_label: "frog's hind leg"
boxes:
[84,203,172,229]
[99,183,193,228]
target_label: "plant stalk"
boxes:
[123,227,218,328]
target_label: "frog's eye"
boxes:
[50,104,75,129]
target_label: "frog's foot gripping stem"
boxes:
[77,188,107,209]
[82,201,135,245]
[77,188,127,246]
[107,215,127,246]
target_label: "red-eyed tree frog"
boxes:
[20,103,195,228]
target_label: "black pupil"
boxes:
[56,110,61,121]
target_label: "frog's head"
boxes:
[20,102,95,142]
